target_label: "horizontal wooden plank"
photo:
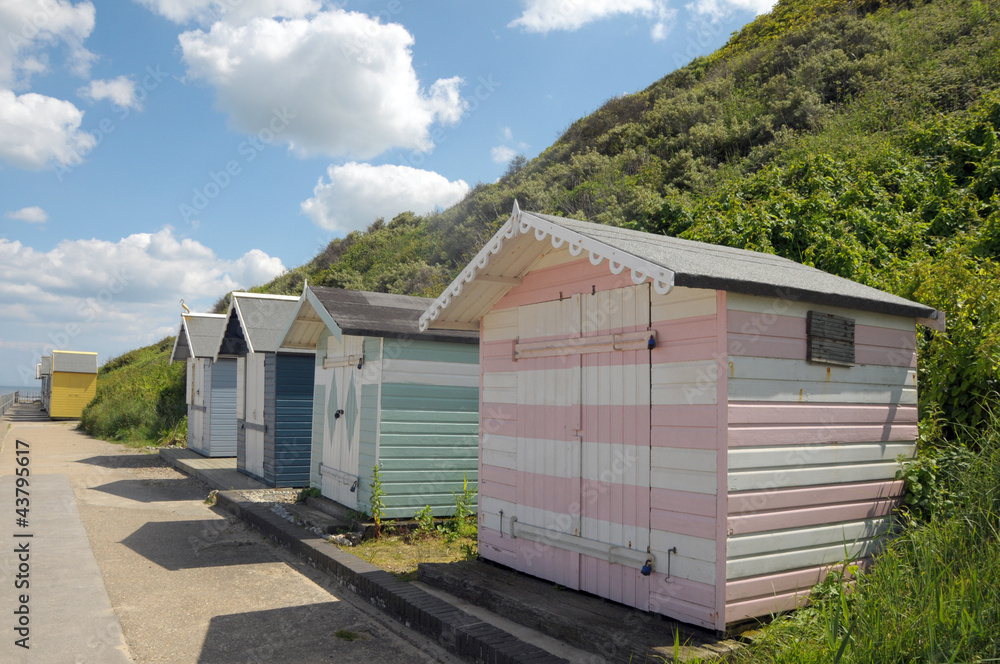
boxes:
[727,536,883,580]
[728,402,917,425]
[727,516,890,558]
[728,442,916,470]
[728,460,903,492]
[728,479,904,514]
[727,497,898,535]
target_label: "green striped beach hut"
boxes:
[278,286,479,518]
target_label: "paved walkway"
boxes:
[0,406,460,664]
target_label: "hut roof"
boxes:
[421,203,943,331]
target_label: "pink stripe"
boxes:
[727,497,899,535]
[650,571,716,608]
[729,423,918,446]
[649,577,717,629]
[729,402,918,425]
[726,590,811,623]
[493,258,636,310]
[503,471,652,527]
[651,315,716,342]
[726,562,833,602]
[728,480,904,514]
[481,464,516,486]
[729,334,917,367]
[483,404,652,444]
[651,487,717,517]
[479,527,581,590]
[579,554,650,609]
[727,311,917,367]
[480,416,516,437]
[650,508,716,539]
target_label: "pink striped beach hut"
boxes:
[419,203,944,632]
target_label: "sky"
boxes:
[0,0,771,387]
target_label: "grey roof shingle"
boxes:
[185,315,227,358]
[540,213,937,319]
[311,287,477,343]
[234,295,300,353]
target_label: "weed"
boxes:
[415,504,435,537]
[297,487,321,503]
[334,629,361,641]
[368,464,386,539]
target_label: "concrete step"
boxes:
[284,502,349,534]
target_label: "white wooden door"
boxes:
[515,294,583,590]
[578,283,652,610]
[509,285,653,605]
[245,353,265,478]
[322,336,364,509]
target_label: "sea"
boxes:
[0,385,38,396]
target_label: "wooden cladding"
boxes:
[807,311,855,366]
[514,329,657,360]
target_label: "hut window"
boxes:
[806,311,855,366]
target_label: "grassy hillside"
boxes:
[80,0,1000,655]
[79,337,186,446]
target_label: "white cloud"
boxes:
[79,76,141,109]
[687,0,775,19]
[0,89,96,169]
[179,9,467,159]
[510,0,675,39]
[134,0,320,25]
[491,145,517,164]
[301,162,470,233]
[6,206,48,223]
[0,0,96,87]
[0,228,286,384]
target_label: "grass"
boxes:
[338,530,477,582]
[79,337,187,446]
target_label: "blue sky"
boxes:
[0,0,768,386]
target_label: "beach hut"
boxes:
[278,286,479,517]
[214,292,314,487]
[48,350,98,418]
[39,355,52,413]
[419,204,944,632]
[169,313,231,457]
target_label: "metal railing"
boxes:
[16,390,40,403]
[0,392,14,418]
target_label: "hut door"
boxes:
[515,294,584,590]
[578,282,652,611]
[245,354,266,478]
[509,283,652,606]
[323,336,364,509]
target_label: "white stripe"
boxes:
[726,293,916,331]
[728,461,901,492]
[381,357,479,388]
[728,442,916,470]
[728,517,890,558]
[727,537,883,580]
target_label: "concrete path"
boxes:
[0,407,460,664]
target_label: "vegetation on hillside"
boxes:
[79,337,186,446]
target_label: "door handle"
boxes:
[334,409,344,420]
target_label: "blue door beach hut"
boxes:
[420,204,944,631]
[214,292,314,487]
[169,312,232,457]
[278,285,480,517]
